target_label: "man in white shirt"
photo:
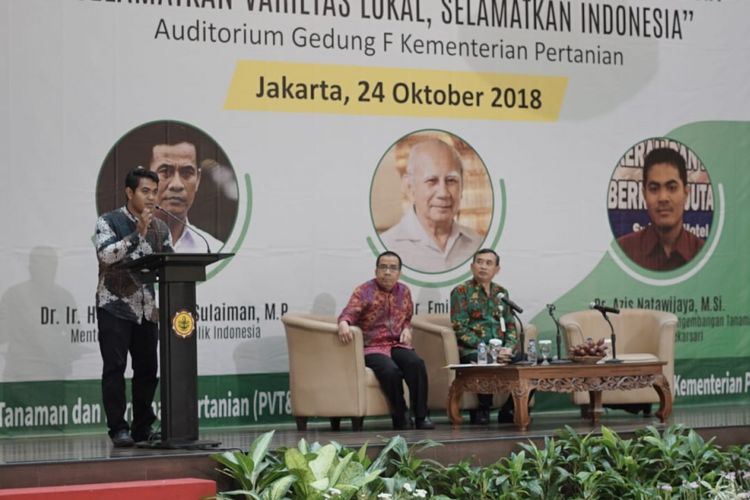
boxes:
[149,141,224,252]
[380,139,482,272]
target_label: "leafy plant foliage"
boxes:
[211,425,750,499]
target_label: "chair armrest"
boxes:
[411,317,460,365]
[652,311,677,362]
[411,316,461,410]
[281,314,368,415]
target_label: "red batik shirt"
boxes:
[338,279,413,357]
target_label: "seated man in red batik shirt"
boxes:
[337,251,434,430]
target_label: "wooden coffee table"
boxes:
[447,361,671,431]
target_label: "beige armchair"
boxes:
[411,314,538,411]
[559,308,677,413]
[281,313,393,431]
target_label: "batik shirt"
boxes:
[95,206,173,324]
[450,278,517,357]
[338,279,413,357]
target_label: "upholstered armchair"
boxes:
[281,313,393,431]
[411,314,538,411]
[559,308,677,414]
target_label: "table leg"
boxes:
[653,374,672,422]
[512,382,531,431]
[447,380,464,427]
[588,391,604,425]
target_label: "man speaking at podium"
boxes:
[94,167,174,447]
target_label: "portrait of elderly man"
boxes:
[617,147,704,271]
[380,138,483,272]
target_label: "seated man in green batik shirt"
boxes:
[450,248,519,425]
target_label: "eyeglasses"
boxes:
[155,164,199,181]
[377,264,400,272]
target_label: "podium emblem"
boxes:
[172,310,195,338]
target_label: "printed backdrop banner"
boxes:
[1,0,749,436]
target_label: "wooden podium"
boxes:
[120,252,233,448]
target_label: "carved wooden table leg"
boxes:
[652,373,672,422]
[588,390,604,425]
[580,405,592,419]
[512,381,532,431]
[447,378,465,427]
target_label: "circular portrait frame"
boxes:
[607,137,714,274]
[370,129,493,274]
[96,120,239,253]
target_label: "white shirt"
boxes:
[173,219,224,253]
[380,207,483,273]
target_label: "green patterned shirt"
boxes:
[450,278,518,357]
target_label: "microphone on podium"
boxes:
[501,296,524,314]
[155,205,212,253]
[589,302,620,315]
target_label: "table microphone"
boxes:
[501,296,524,314]
[589,303,619,315]
[155,205,212,253]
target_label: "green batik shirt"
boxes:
[450,278,518,357]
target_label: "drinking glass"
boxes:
[538,340,552,365]
[488,339,503,364]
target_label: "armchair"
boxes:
[281,313,393,431]
[559,308,677,414]
[411,314,538,411]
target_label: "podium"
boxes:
[119,252,233,449]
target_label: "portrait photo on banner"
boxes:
[608,138,714,273]
[371,130,492,274]
[96,120,239,253]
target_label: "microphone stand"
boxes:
[547,305,570,364]
[599,312,622,364]
[511,310,532,365]
[155,205,212,253]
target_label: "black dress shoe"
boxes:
[497,411,514,424]
[392,413,413,430]
[132,427,160,443]
[470,408,490,425]
[111,429,135,448]
[415,417,435,430]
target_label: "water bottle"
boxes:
[477,341,488,365]
[527,339,538,364]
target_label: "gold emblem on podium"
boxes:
[172,310,195,338]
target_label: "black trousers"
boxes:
[460,351,514,413]
[365,347,429,420]
[97,308,158,437]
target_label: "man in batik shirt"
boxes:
[450,248,518,425]
[338,251,434,430]
[95,167,174,447]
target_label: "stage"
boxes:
[2,404,750,491]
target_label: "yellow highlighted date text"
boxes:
[225,60,567,121]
